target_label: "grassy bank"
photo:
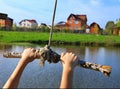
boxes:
[0,31,120,46]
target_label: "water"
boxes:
[0,44,120,88]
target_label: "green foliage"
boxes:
[40,26,46,32]
[59,28,74,33]
[0,26,2,31]
[105,21,115,30]
[116,19,120,27]
[52,28,59,33]
[105,21,115,35]
[12,23,17,31]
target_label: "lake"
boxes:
[0,43,120,88]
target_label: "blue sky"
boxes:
[0,0,120,28]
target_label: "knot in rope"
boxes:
[36,45,60,66]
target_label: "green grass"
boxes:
[52,33,120,43]
[0,31,49,42]
[0,31,120,46]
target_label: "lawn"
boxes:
[0,31,120,46]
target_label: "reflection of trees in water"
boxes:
[0,44,12,51]
[0,44,33,52]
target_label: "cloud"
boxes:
[0,0,120,28]
[0,0,55,25]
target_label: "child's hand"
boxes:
[21,48,37,64]
[60,52,78,71]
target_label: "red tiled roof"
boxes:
[19,19,37,24]
[28,20,37,23]
[67,13,87,21]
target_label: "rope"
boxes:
[48,0,57,47]
[3,45,111,77]
[2,0,112,77]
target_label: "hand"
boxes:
[21,48,37,64]
[60,52,78,71]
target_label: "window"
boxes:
[24,23,26,26]
[74,26,78,30]
[27,24,30,27]
[69,27,72,30]
[75,20,79,24]
[69,21,72,24]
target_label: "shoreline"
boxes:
[0,31,120,47]
[1,40,120,47]
[29,40,120,47]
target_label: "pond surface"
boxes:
[0,44,120,88]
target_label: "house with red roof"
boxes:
[55,13,88,33]
[19,19,38,28]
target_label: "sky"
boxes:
[0,0,120,28]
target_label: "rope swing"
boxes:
[3,0,112,77]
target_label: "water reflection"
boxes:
[0,44,120,88]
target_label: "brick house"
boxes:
[89,22,101,34]
[0,13,13,29]
[67,14,87,30]
[113,27,120,35]
[55,21,69,30]
[19,19,38,28]
[55,14,88,32]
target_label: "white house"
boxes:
[19,19,38,28]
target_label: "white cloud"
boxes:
[0,0,120,28]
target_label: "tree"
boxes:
[105,21,115,35]
[12,23,17,31]
[116,19,120,27]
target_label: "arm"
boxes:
[60,52,78,88]
[3,48,37,89]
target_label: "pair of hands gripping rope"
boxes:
[21,47,78,71]
[14,45,111,77]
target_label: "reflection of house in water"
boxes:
[65,46,85,59]
[85,47,99,62]
[85,47,107,64]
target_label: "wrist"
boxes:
[63,64,75,71]
[19,58,29,66]
[63,67,74,73]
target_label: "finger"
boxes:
[60,59,64,64]
[69,52,73,55]
[69,52,75,58]
[31,48,36,52]
[74,56,79,65]
[60,52,66,62]
[34,52,37,58]
[61,52,66,58]
[73,55,77,61]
